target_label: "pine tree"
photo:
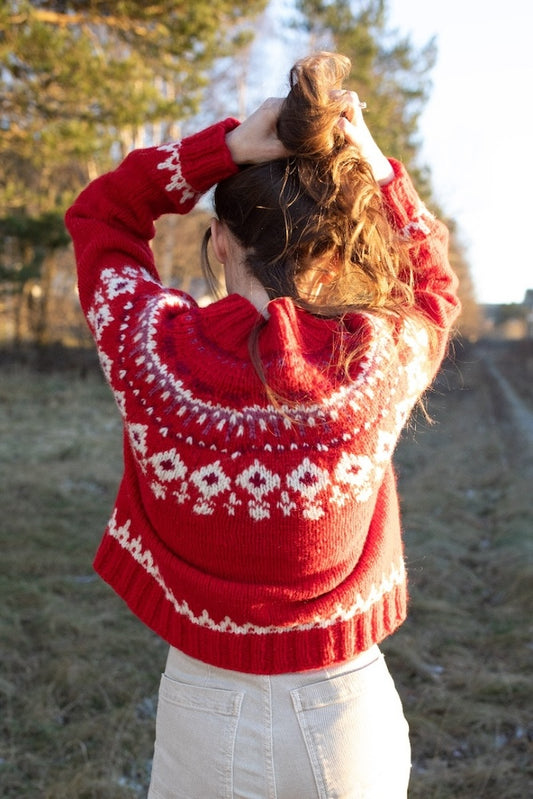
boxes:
[295,0,436,190]
[0,0,267,343]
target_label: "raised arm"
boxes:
[65,118,241,315]
[337,90,460,351]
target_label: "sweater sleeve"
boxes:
[65,118,240,317]
[379,158,461,378]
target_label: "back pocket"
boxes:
[149,673,243,799]
[291,656,410,799]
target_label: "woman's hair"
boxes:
[203,52,416,315]
[201,52,423,397]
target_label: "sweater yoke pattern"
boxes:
[89,263,431,524]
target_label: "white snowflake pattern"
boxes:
[277,490,297,517]
[114,390,127,416]
[98,351,113,383]
[236,460,281,500]
[127,423,149,456]
[394,397,414,431]
[286,458,329,520]
[147,448,188,483]
[101,268,137,300]
[87,299,113,340]
[151,481,167,500]
[403,359,429,398]
[190,461,231,515]
[223,492,242,516]
[157,142,198,202]
[248,501,271,521]
[110,513,131,548]
[335,452,374,503]
[236,460,281,520]
[286,458,329,500]
[172,482,191,505]
[374,431,396,464]
[400,321,430,395]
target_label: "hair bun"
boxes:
[277,52,352,159]
[277,52,367,210]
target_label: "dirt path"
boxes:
[475,341,533,471]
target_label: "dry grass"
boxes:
[1,342,532,797]
[0,365,167,798]
[386,341,533,798]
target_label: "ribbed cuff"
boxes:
[179,118,241,194]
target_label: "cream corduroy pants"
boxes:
[148,644,411,799]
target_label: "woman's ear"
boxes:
[210,218,228,265]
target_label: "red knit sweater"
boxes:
[65,119,460,674]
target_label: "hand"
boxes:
[334,91,394,186]
[225,98,290,165]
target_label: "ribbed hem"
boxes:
[93,530,407,675]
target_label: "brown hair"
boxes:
[202,52,423,395]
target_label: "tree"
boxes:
[445,221,483,341]
[0,0,268,208]
[0,0,267,343]
[0,213,70,344]
[295,0,435,187]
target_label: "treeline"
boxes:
[0,0,481,347]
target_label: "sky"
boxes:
[256,0,533,305]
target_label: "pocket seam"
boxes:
[159,672,243,716]
[291,654,382,712]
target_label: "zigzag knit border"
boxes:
[106,509,406,636]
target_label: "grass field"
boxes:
[1,342,532,798]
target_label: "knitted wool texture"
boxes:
[65,119,460,674]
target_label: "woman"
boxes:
[66,53,459,798]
